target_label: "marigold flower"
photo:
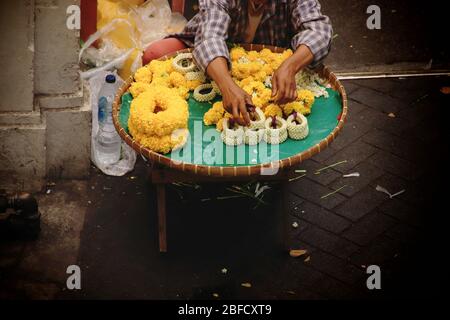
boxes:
[134,66,153,83]
[297,89,315,108]
[282,101,311,116]
[204,101,225,126]
[230,46,246,62]
[185,79,203,91]
[264,104,283,118]
[169,71,187,88]
[129,82,152,98]
[128,85,189,153]
[216,113,232,132]
[128,48,324,152]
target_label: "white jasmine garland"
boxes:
[295,70,329,98]
[264,71,329,98]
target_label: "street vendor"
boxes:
[143,0,332,125]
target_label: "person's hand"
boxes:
[206,57,252,126]
[220,80,252,126]
[271,60,298,105]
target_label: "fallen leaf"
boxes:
[292,222,299,228]
[221,268,228,274]
[213,293,219,298]
[289,249,307,258]
[388,113,396,118]
[304,256,311,262]
[287,290,296,295]
[441,87,450,94]
[241,282,252,288]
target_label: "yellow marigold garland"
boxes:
[134,66,152,83]
[128,86,189,153]
[128,47,323,153]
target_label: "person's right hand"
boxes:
[206,57,252,126]
[220,80,252,126]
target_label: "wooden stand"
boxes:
[149,166,292,252]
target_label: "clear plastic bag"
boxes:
[88,70,137,176]
[80,0,187,79]
[80,0,188,175]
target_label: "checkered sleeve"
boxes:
[193,0,232,73]
[290,0,333,67]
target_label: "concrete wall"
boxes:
[0,0,90,192]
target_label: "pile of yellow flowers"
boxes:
[128,85,189,154]
[128,58,205,154]
[129,58,204,101]
[204,46,316,132]
[128,46,318,153]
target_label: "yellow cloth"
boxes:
[97,0,145,79]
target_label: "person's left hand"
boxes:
[271,61,298,105]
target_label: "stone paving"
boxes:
[0,76,448,299]
[283,76,449,298]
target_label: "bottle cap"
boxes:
[106,74,116,83]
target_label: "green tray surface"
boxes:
[119,88,342,166]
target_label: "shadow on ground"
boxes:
[71,164,328,299]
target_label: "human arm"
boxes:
[272,0,333,104]
[192,0,251,125]
[207,58,252,125]
[271,44,314,104]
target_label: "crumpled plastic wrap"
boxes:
[80,0,187,80]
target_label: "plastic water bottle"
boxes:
[95,74,121,165]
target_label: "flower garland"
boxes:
[193,83,217,102]
[264,116,288,145]
[287,112,309,140]
[221,118,245,146]
[128,46,331,153]
[128,85,189,153]
[172,53,196,74]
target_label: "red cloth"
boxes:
[171,0,185,15]
[81,0,97,44]
[142,38,187,65]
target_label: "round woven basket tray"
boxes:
[112,44,348,178]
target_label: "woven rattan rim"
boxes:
[112,44,348,177]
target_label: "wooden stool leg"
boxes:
[281,182,290,251]
[156,184,167,252]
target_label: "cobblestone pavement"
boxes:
[1,77,448,299]
[73,76,448,300]
[181,0,449,72]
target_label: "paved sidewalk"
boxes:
[181,0,449,72]
[1,76,448,299]
[74,76,448,299]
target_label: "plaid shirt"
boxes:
[174,0,333,72]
